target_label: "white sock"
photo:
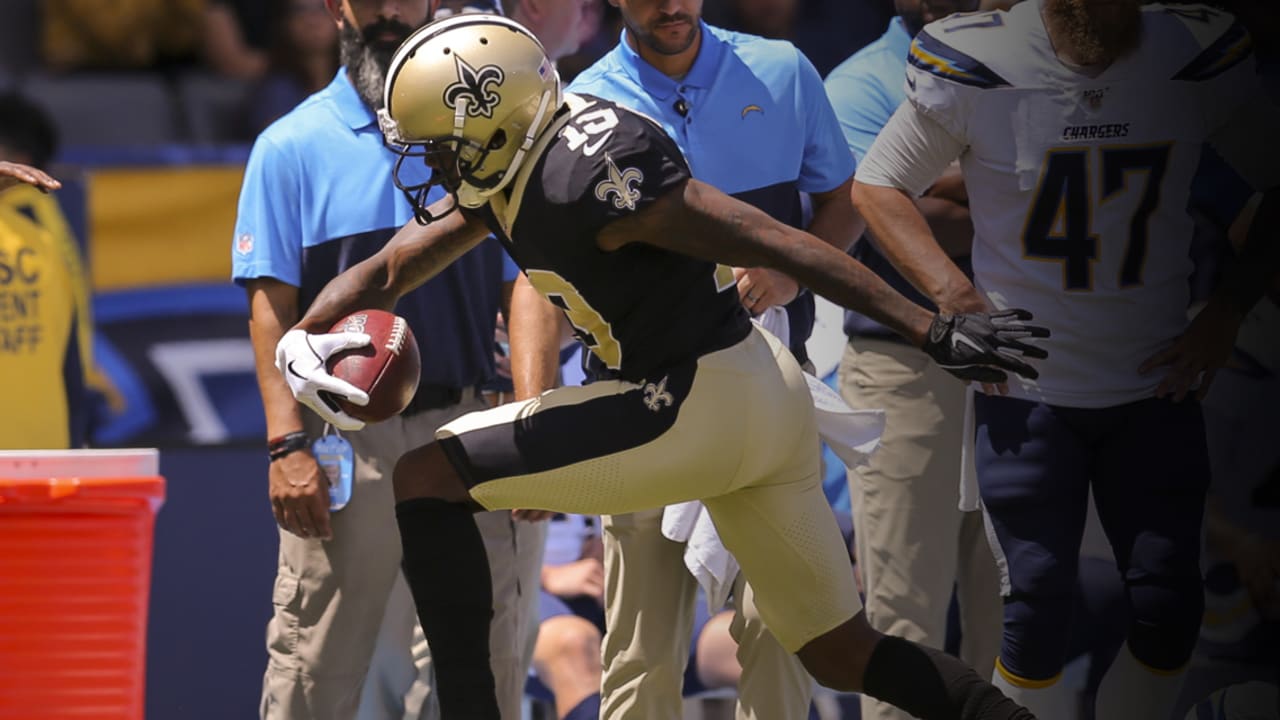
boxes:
[1094,643,1186,720]
[991,657,1077,720]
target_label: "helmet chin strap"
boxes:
[462,83,557,206]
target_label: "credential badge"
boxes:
[594,155,644,212]
[443,55,505,119]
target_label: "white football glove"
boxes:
[275,328,372,431]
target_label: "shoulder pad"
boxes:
[1161,5,1254,82]
[909,16,1012,90]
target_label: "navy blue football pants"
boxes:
[975,394,1209,682]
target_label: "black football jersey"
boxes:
[480,94,751,383]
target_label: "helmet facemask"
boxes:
[380,14,562,224]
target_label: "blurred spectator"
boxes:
[552,0,614,83]
[0,92,99,448]
[245,0,339,135]
[42,0,205,72]
[709,0,893,76]
[500,0,594,62]
[532,514,605,720]
[203,0,274,80]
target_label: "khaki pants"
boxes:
[259,398,546,720]
[599,508,813,720]
[839,339,1002,720]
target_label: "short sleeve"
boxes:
[825,64,898,163]
[855,101,966,196]
[500,248,519,282]
[904,29,995,143]
[231,134,304,286]
[1176,16,1280,190]
[794,52,857,193]
[555,110,691,237]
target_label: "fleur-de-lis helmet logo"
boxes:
[594,155,644,211]
[443,54,505,119]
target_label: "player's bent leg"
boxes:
[392,441,501,719]
[797,613,1035,720]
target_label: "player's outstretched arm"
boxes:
[597,177,1047,382]
[598,176,932,345]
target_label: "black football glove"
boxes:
[921,309,1050,383]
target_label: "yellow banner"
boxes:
[88,165,244,291]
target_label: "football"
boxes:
[324,309,421,424]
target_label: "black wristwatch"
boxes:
[268,431,311,462]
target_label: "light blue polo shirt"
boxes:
[569,22,856,361]
[825,18,969,338]
[231,69,516,388]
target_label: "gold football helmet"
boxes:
[379,14,561,222]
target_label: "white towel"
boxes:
[662,501,740,612]
[661,371,886,611]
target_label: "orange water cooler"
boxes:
[0,450,164,719]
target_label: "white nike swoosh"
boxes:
[582,133,611,157]
[951,332,985,354]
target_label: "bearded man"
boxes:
[852,0,1280,717]
[232,2,545,718]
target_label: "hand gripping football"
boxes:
[324,310,421,424]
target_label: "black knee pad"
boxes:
[1127,574,1204,670]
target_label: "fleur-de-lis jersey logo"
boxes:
[642,375,674,412]
[443,55,505,119]
[593,155,644,211]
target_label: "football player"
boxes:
[852,0,1280,717]
[277,14,1047,720]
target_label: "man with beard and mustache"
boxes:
[853,0,1280,717]
[232,2,546,718]
[503,0,864,716]
[824,3,1005,720]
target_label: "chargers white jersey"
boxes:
[907,1,1261,407]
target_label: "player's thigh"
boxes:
[1092,397,1209,577]
[974,395,1093,596]
[439,330,814,514]
[703,472,860,654]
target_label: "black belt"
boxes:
[402,383,482,416]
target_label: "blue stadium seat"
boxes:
[20,72,182,146]
[176,72,253,145]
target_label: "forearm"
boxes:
[671,180,934,344]
[247,281,307,437]
[853,181,983,313]
[914,195,973,259]
[509,273,567,400]
[296,201,488,332]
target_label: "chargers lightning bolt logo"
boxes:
[443,55,505,118]
[593,155,643,211]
